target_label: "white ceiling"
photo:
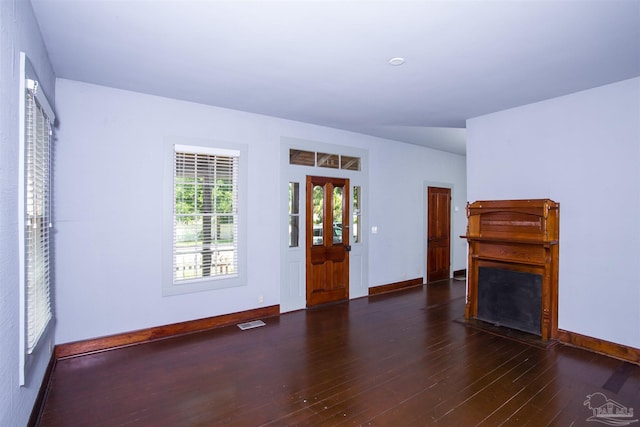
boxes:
[30,0,640,155]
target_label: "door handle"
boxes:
[344,244,352,252]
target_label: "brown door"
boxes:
[427,187,451,283]
[306,176,350,307]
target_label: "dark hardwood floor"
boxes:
[37,281,640,426]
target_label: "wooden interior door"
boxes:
[427,187,451,283]
[306,176,350,307]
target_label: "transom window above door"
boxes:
[289,149,360,171]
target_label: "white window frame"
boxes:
[18,52,55,385]
[163,136,247,296]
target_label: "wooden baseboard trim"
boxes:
[557,329,640,365]
[27,352,56,427]
[55,305,280,359]
[369,278,423,296]
[453,269,466,278]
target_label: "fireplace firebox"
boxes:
[462,199,559,341]
[477,267,542,336]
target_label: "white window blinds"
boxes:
[173,145,239,283]
[24,79,53,353]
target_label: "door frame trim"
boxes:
[280,137,369,313]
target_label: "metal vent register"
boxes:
[237,320,266,330]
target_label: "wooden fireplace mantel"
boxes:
[462,199,559,341]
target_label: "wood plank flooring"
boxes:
[37,281,640,426]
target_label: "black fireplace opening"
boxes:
[477,267,542,336]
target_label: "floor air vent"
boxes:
[237,320,266,330]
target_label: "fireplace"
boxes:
[462,199,559,341]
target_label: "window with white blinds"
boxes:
[24,84,53,353]
[173,145,239,284]
[20,63,55,362]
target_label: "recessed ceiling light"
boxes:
[389,57,405,66]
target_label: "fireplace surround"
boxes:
[462,199,559,341]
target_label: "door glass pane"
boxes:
[353,186,361,243]
[289,182,299,247]
[289,216,299,247]
[333,186,343,244]
[312,185,324,245]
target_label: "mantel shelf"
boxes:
[461,235,559,246]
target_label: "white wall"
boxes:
[467,77,640,348]
[54,79,467,344]
[368,140,467,286]
[0,0,56,424]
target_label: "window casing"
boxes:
[163,139,246,295]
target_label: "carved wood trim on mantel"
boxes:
[462,199,559,341]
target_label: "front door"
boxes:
[427,186,451,283]
[306,176,350,307]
